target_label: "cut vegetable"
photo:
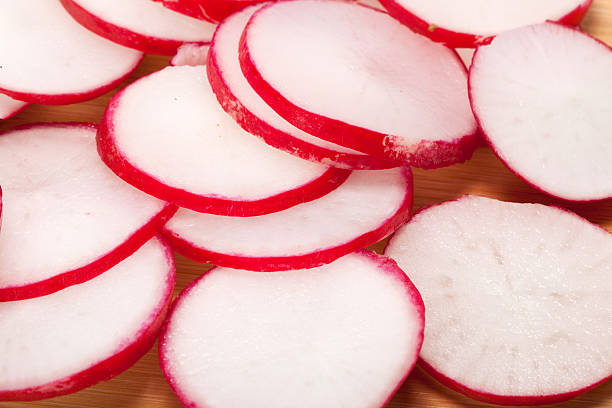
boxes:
[0,237,175,401]
[385,195,612,405]
[240,0,478,168]
[160,251,424,408]
[0,0,143,105]
[0,95,28,120]
[378,0,592,48]
[164,168,412,271]
[0,123,175,302]
[209,3,396,169]
[171,43,210,66]
[470,22,612,202]
[60,0,216,56]
[99,65,349,215]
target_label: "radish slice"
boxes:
[99,65,349,216]
[0,0,143,105]
[160,251,424,408]
[60,0,217,56]
[240,0,478,168]
[0,123,175,302]
[209,4,396,170]
[171,43,210,66]
[470,23,612,202]
[0,95,28,120]
[385,195,612,405]
[163,168,412,271]
[0,237,175,401]
[378,0,592,48]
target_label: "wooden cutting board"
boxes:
[2,1,612,407]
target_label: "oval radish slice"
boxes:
[0,237,175,401]
[0,95,28,120]
[99,65,349,216]
[60,0,217,56]
[0,0,143,105]
[0,123,175,302]
[163,168,412,271]
[378,0,592,48]
[385,196,612,405]
[160,251,424,408]
[239,0,478,168]
[209,3,396,170]
[470,23,612,202]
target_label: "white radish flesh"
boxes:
[0,95,28,120]
[171,43,210,66]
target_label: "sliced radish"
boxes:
[0,95,28,120]
[60,0,216,56]
[99,65,349,216]
[378,0,592,48]
[470,23,612,202]
[163,168,412,271]
[0,237,175,401]
[209,3,396,170]
[385,195,612,405]
[0,123,175,302]
[239,0,478,168]
[0,0,143,105]
[160,251,424,408]
[171,43,210,66]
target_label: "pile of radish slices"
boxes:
[1,0,612,406]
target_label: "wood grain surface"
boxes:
[2,1,612,407]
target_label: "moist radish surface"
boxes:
[0,95,28,120]
[470,22,612,202]
[160,251,424,408]
[0,0,143,104]
[99,65,348,215]
[385,196,612,404]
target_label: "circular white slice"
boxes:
[160,251,424,408]
[386,195,612,402]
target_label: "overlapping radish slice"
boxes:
[0,95,28,120]
[164,168,412,271]
[209,4,395,170]
[470,23,612,202]
[378,0,592,48]
[0,123,175,302]
[0,237,175,401]
[160,251,424,408]
[0,0,143,105]
[385,196,612,405]
[60,0,217,56]
[239,0,478,168]
[99,65,349,216]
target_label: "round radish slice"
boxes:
[378,0,592,48]
[209,3,396,170]
[160,251,424,408]
[0,123,175,302]
[385,195,612,405]
[240,0,478,168]
[0,237,175,401]
[0,95,28,120]
[0,0,143,105]
[99,65,349,216]
[470,23,612,202]
[163,168,412,271]
[60,0,217,56]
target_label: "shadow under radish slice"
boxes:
[385,195,612,405]
[60,0,217,56]
[0,95,28,120]
[98,65,350,216]
[0,0,143,105]
[239,0,478,169]
[0,237,175,401]
[159,251,424,408]
[0,123,176,302]
[163,167,412,271]
[208,3,396,170]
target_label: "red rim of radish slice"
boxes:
[60,0,216,56]
[0,237,175,401]
[0,122,177,302]
[208,3,397,170]
[378,0,592,48]
[159,250,425,408]
[0,94,29,120]
[162,167,413,271]
[153,0,216,22]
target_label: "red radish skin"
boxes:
[152,0,214,21]
[0,95,28,120]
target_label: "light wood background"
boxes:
[2,1,612,407]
